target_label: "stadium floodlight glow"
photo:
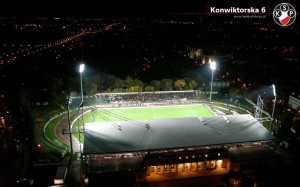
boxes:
[209,61,216,101]
[272,84,276,97]
[79,64,85,103]
[79,63,85,73]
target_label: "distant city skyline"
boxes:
[0,15,299,85]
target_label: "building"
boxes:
[82,114,276,186]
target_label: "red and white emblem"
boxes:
[273,3,296,26]
[279,11,290,25]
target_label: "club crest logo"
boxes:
[273,3,296,26]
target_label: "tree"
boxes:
[195,74,206,91]
[87,83,98,95]
[64,76,78,94]
[161,79,173,91]
[144,85,155,92]
[86,76,100,95]
[101,74,118,91]
[188,79,198,90]
[46,76,66,105]
[124,77,144,92]
[132,79,144,91]
[124,76,134,91]
[150,80,161,91]
[111,88,124,92]
[129,85,142,92]
[113,77,124,91]
[228,87,241,99]
[174,79,186,90]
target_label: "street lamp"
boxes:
[270,84,276,131]
[209,61,216,101]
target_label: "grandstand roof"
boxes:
[83,114,275,154]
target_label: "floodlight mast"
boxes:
[67,94,73,155]
[78,63,85,151]
[78,63,85,178]
[79,64,85,104]
[271,84,276,118]
[209,61,216,101]
[270,84,276,131]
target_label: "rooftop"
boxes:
[83,114,275,154]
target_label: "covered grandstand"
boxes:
[94,90,201,104]
[82,114,277,185]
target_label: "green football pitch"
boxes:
[83,104,215,123]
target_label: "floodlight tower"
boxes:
[255,95,263,119]
[79,63,85,127]
[270,84,276,131]
[78,63,85,177]
[271,84,276,119]
[79,64,85,104]
[209,61,216,101]
[78,63,85,152]
[67,94,73,155]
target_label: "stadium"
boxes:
[67,90,277,186]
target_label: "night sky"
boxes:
[1,0,299,90]
[1,0,296,17]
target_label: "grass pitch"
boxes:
[83,104,215,123]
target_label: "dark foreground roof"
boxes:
[228,146,278,162]
[83,114,275,154]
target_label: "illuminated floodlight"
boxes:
[272,84,276,97]
[79,63,85,73]
[209,61,216,101]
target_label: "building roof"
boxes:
[228,146,278,162]
[83,114,275,154]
